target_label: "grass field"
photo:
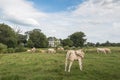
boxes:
[0,47,120,80]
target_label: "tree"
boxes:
[0,43,7,53]
[27,39,34,48]
[17,34,27,46]
[86,42,95,47]
[69,32,86,47]
[26,29,48,48]
[0,23,17,48]
[61,38,73,47]
[95,42,100,47]
[104,41,111,46]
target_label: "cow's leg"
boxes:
[104,50,106,55]
[78,58,82,71]
[68,61,73,72]
[97,50,99,54]
[65,59,68,72]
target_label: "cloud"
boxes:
[0,0,46,26]
[71,0,120,42]
[0,0,120,43]
[40,0,120,42]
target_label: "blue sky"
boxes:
[0,0,120,43]
[29,0,83,12]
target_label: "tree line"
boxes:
[86,41,120,47]
[0,23,120,53]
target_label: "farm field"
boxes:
[0,47,120,80]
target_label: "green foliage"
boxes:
[86,42,95,47]
[7,37,17,48]
[0,43,7,50]
[0,23,17,48]
[27,39,34,48]
[69,31,86,47]
[61,38,73,47]
[26,29,48,48]
[64,46,70,50]
[7,48,15,53]
[94,41,120,47]
[17,34,27,45]
[95,42,100,47]
[0,43,7,53]
[15,45,26,52]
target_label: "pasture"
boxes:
[0,47,120,80]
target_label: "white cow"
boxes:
[27,47,36,53]
[47,48,56,53]
[104,48,111,53]
[27,49,31,52]
[65,49,85,72]
[31,47,36,52]
[97,48,111,54]
[57,47,64,51]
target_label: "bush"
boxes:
[7,48,15,53]
[15,45,27,52]
[0,43,7,53]
[64,46,70,50]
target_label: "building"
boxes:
[48,37,60,47]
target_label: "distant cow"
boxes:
[65,49,85,72]
[27,47,36,53]
[104,48,111,53]
[31,47,36,52]
[97,48,111,54]
[27,49,31,52]
[57,47,64,51]
[39,49,46,53]
[47,48,56,53]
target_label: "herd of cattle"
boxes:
[27,47,111,72]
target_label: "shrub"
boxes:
[15,45,27,52]
[64,46,70,50]
[7,48,15,53]
[0,43,7,53]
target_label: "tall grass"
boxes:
[0,47,120,80]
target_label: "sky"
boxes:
[0,0,120,43]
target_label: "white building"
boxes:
[48,37,60,47]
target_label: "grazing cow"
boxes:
[97,48,111,54]
[27,47,36,53]
[27,49,31,52]
[31,47,36,53]
[39,49,46,53]
[47,48,56,53]
[104,48,111,53]
[65,49,85,72]
[57,47,64,51]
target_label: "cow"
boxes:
[47,48,56,53]
[31,47,36,53]
[65,49,85,72]
[27,47,36,53]
[104,48,111,53]
[57,47,64,51]
[97,48,111,54]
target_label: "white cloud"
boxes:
[0,0,46,26]
[71,0,120,42]
[0,0,120,43]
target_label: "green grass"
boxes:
[0,47,120,80]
